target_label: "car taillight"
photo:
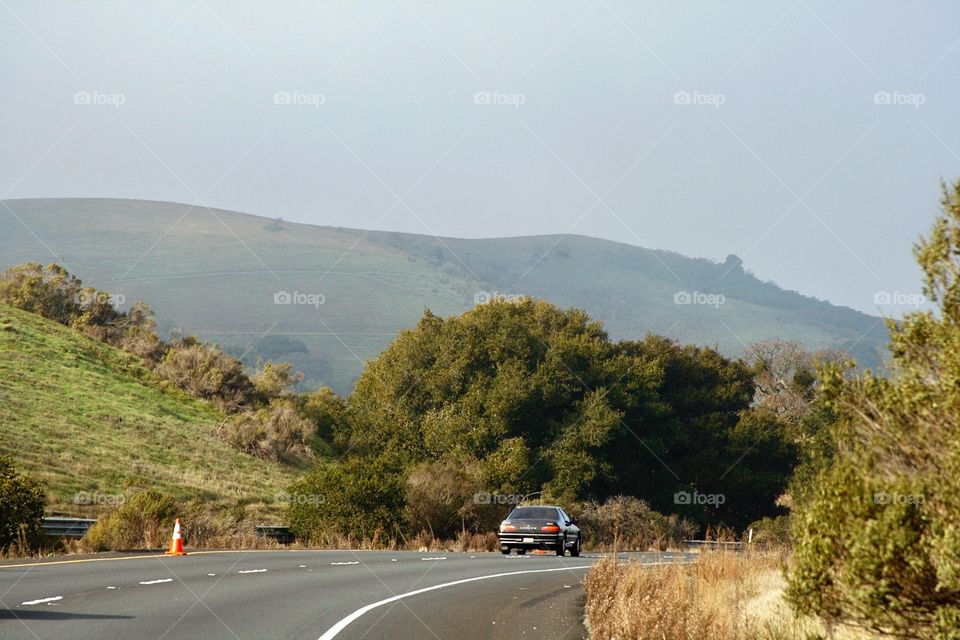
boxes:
[500,523,516,532]
[541,523,561,533]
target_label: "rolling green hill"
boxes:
[0,198,888,392]
[0,303,294,516]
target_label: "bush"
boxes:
[300,386,348,443]
[0,262,82,324]
[0,456,45,552]
[0,262,136,346]
[156,339,256,410]
[787,180,960,639]
[82,490,179,551]
[403,459,499,538]
[744,515,790,547]
[288,456,406,544]
[579,495,696,551]
[218,401,316,461]
[114,301,166,361]
[251,360,302,400]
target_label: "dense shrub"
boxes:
[744,515,790,547]
[403,459,501,537]
[300,386,348,443]
[113,301,166,361]
[0,262,145,346]
[787,179,960,639]
[0,262,83,324]
[156,339,256,410]
[579,495,696,551]
[81,494,272,551]
[251,360,302,400]
[218,401,316,462]
[0,456,45,552]
[288,456,406,544]
[82,490,179,551]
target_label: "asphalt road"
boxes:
[0,550,692,639]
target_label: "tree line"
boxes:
[1,260,818,544]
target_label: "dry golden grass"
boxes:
[582,550,878,640]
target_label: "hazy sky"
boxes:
[2,1,958,315]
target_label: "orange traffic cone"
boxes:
[165,518,187,556]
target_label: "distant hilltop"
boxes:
[0,198,887,392]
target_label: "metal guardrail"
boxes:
[42,517,98,539]
[42,519,294,543]
[683,539,743,550]
[255,525,294,544]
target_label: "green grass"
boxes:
[0,303,296,516]
[0,198,888,393]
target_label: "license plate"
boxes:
[522,537,534,543]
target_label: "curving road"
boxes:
[0,550,691,639]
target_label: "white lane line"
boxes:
[420,557,446,561]
[330,561,360,566]
[139,579,173,585]
[238,569,267,574]
[21,596,63,606]
[316,565,592,640]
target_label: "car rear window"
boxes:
[508,507,559,520]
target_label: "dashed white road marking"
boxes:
[238,569,267,574]
[316,565,592,640]
[330,561,360,566]
[299,565,307,568]
[208,573,217,576]
[390,559,398,562]
[139,579,173,585]
[107,586,116,590]
[420,557,447,561]
[21,596,63,606]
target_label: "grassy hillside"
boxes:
[0,198,888,392]
[0,303,295,516]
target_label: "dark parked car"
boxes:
[498,505,580,556]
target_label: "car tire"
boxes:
[556,536,565,556]
[500,546,510,555]
[570,536,581,557]
[516,548,526,555]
